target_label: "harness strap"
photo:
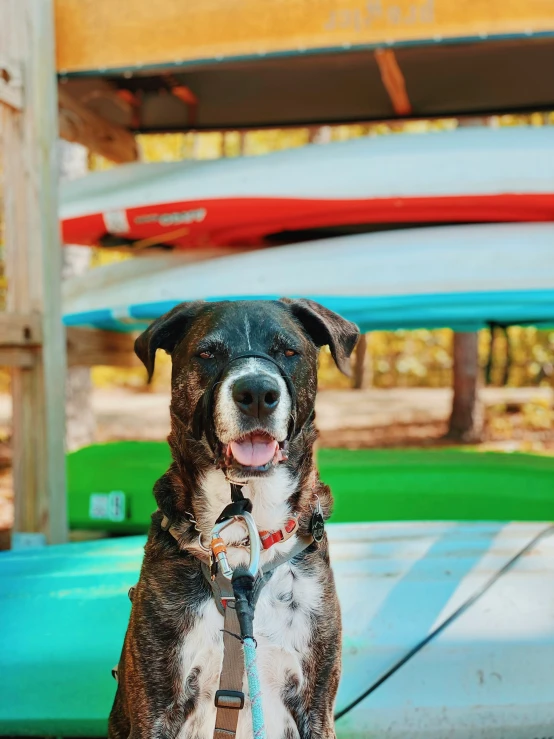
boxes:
[207,533,313,739]
[214,603,245,739]
[160,510,315,739]
[201,533,314,616]
[161,511,302,562]
[230,483,246,503]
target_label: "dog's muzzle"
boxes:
[192,351,303,466]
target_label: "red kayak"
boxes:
[60,126,554,250]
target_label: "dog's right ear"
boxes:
[134,301,203,381]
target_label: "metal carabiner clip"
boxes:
[209,511,261,580]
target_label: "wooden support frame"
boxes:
[0,0,68,545]
[66,328,139,368]
[58,86,138,163]
[0,313,43,346]
[0,62,23,111]
[1,323,137,369]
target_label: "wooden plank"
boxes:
[66,328,139,367]
[0,327,136,368]
[0,313,43,346]
[58,86,138,163]
[375,49,412,117]
[0,348,35,368]
[0,0,68,544]
[55,0,554,74]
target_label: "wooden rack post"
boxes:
[0,0,67,545]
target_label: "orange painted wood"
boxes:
[55,0,554,73]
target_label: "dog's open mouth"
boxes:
[224,431,285,471]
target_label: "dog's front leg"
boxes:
[109,650,194,739]
[109,654,198,739]
[108,574,203,739]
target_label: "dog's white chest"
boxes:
[178,562,320,739]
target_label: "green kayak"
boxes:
[67,442,554,533]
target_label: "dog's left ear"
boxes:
[282,298,360,376]
[135,301,204,381]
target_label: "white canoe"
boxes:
[60,126,554,251]
[63,223,554,333]
[1,522,553,737]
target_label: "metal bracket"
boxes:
[0,62,23,111]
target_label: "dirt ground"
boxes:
[0,385,553,545]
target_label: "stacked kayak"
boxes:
[1,522,553,738]
[63,223,554,334]
[67,444,554,534]
[60,126,554,251]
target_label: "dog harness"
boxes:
[157,480,324,739]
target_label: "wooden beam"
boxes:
[0,0,67,545]
[0,348,35,368]
[58,86,138,163]
[375,49,412,117]
[0,313,43,346]
[66,328,139,367]
[0,325,136,368]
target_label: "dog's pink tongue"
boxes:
[230,434,278,467]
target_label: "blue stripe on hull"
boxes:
[63,289,554,333]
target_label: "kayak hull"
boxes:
[62,223,554,333]
[60,127,554,250]
[62,192,554,250]
[1,522,553,737]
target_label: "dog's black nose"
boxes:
[232,374,281,419]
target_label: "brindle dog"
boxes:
[109,298,359,739]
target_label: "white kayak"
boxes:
[1,522,553,736]
[60,126,554,251]
[63,223,554,333]
[332,522,554,738]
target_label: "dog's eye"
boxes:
[284,349,297,358]
[198,351,214,360]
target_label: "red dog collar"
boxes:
[258,515,299,550]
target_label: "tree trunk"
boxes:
[352,333,371,389]
[485,324,496,386]
[446,332,483,443]
[309,126,332,144]
[59,141,96,452]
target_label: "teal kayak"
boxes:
[1,522,553,737]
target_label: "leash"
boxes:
[231,565,265,739]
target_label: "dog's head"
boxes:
[135,299,359,481]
